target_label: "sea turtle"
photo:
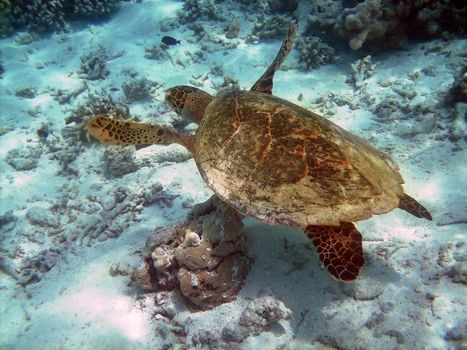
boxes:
[87,25,432,282]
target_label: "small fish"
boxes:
[161,36,181,46]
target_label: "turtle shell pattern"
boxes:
[194,89,404,227]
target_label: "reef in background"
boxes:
[0,0,120,37]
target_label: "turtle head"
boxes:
[165,85,214,124]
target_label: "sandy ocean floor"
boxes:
[0,1,466,349]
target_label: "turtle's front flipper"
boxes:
[250,24,297,94]
[398,193,432,221]
[305,222,365,282]
[87,114,194,153]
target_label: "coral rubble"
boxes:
[18,248,61,286]
[122,78,159,103]
[79,47,123,80]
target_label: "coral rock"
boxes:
[138,195,249,310]
[226,19,240,39]
[26,206,59,228]
[5,145,43,171]
[18,248,61,285]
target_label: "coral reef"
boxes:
[251,14,292,40]
[268,0,298,14]
[0,0,14,37]
[11,0,68,34]
[79,46,123,80]
[447,262,467,284]
[68,0,118,18]
[46,139,84,176]
[334,0,388,50]
[295,36,339,70]
[305,0,342,33]
[4,0,119,35]
[334,0,467,50]
[134,195,249,311]
[177,0,223,24]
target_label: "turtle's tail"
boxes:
[399,193,432,221]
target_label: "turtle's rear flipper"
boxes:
[399,193,432,221]
[305,222,365,282]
